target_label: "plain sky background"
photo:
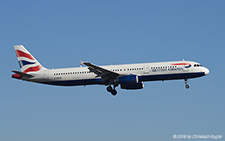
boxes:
[0,0,224,141]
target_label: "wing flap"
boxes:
[84,62,119,76]
[83,62,119,84]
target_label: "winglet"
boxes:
[80,60,84,67]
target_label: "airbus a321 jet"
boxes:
[12,45,210,96]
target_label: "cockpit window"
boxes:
[194,64,202,67]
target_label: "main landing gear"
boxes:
[185,79,190,89]
[106,85,117,96]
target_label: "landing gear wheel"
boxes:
[111,90,117,96]
[184,79,190,89]
[185,85,190,89]
[107,86,113,92]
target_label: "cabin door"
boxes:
[144,66,150,74]
[43,70,49,80]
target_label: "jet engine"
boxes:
[118,75,139,84]
[120,82,144,90]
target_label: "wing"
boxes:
[83,62,119,84]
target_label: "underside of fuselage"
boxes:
[38,72,205,86]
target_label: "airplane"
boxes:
[12,45,210,96]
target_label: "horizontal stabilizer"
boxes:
[12,70,34,78]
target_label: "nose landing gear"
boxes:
[106,85,117,96]
[185,79,190,89]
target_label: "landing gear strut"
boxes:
[185,79,190,89]
[106,85,117,96]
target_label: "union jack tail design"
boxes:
[14,45,45,73]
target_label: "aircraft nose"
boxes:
[203,67,210,75]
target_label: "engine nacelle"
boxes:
[120,82,144,90]
[118,75,139,84]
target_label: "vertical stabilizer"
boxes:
[14,45,46,73]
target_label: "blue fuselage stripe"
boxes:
[40,72,205,86]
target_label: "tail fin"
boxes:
[14,45,46,73]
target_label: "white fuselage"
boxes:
[26,61,209,86]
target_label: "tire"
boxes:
[107,86,113,92]
[111,90,117,96]
[185,85,190,89]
